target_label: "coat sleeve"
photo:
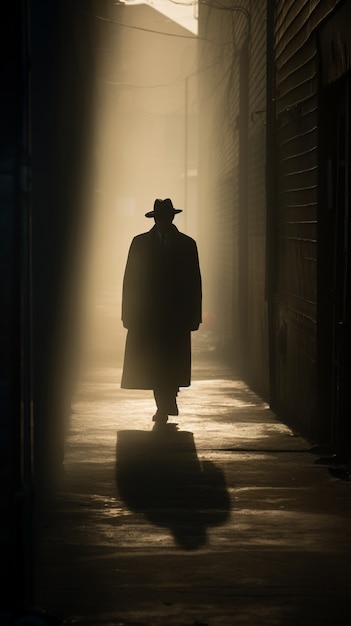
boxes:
[121,237,140,329]
[188,239,202,331]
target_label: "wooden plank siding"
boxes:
[273,0,340,431]
[197,0,351,441]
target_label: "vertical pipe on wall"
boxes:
[184,76,188,217]
[1,3,22,617]
[265,0,277,408]
[13,0,35,615]
[238,37,249,375]
[20,0,34,610]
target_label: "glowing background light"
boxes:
[118,0,198,35]
[78,2,199,371]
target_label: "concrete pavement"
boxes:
[33,331,351,625]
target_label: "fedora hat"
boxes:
[145,198,182,218]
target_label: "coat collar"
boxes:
[150,223,179,237]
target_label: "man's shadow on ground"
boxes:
[115,426,231,550]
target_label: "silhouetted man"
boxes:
[121,198,202,427]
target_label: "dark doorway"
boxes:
[318,72,351,463]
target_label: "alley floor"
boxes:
[33,332,351,626]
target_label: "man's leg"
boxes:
[152,386,179,422]
[152,388,168,423]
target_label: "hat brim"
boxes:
[145,208,182,218]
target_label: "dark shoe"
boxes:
[152,422,179,433]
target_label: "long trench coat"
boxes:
[121,224,202,390]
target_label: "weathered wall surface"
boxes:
[198,1,268,399]
[246,3,269,398]
[272,0,340,435]
[198,0,351,453]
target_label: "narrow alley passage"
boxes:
[34,332,351,626]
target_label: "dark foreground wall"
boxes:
[0,0,98,617]
[0,3,29,616]
[30,0,97,488]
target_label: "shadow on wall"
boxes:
[115,428,232,550]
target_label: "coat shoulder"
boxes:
[174,229,197,247]
[131,231,151,243]
[129,230,154,250]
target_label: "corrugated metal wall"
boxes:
[273,0,339,433]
